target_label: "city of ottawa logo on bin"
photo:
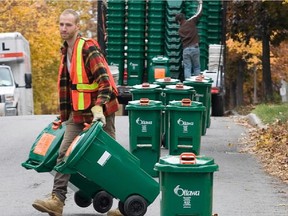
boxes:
[174,185,200,209]
[177,118,194,133]
[136,117,152,133]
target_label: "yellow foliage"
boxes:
[226,37,262,69]
[271,41,288,82]
[226,36,288,104]
[0,0,94,114]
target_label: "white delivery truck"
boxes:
[0,32,33,116]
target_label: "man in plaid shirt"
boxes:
[32,9,121,216]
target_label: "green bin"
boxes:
[131,83,162,101]
[126,99,164,177]
[148,56,170,83]
[166,99,205,155]
[162,84,196,149]
[54,122,159,216]
[21,120,66,172]
[162,83,196,105]
[184,76,212,135]
[21,121,114,213]
[154,153,219,216]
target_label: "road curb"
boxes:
[245,113,266,128]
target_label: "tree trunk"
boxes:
[236,60,244,106]
[262,23,273,101]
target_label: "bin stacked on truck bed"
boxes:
[105,0,223,84]
[106,0,126,85]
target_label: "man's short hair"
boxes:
[175,13,185,23]
[61,9,80,24]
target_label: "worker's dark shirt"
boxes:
[178,16,201,49]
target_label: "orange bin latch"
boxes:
[180,152,196,164]
[181,98,192,106]
[140,98,150,106]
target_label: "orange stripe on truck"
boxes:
[0,52,24,58]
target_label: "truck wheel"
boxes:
[211,93,225,116]
[124,195,147,216]
[74,191,92,208]
[93,190,113,213]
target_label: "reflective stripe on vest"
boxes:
[71,38,99,111]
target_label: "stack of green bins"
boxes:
[126,0,146,86]
[184,76,212,135]
[106,0,126,85]
[126,99,164,177]
[164,0,183,78]
[184,0,209,71]
[207,0,223,44]
[147,0,166,68]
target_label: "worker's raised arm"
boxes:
[187,0,203,21]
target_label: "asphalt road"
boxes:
[0,115,287,216]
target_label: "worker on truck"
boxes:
[175,0,203,79]
[32,9,121,216]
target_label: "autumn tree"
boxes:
[227,0,288,102]
[0,0,97,114]
[226,37,263,107]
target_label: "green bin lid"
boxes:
[184,76,212,86]
[166,99,205,111]
[131,83,160,90]
[126,99,164,110]
[164,83,194,91]
[155,154,219,173]
[154,77,179,84]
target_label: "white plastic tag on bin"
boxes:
[97,151,111,167]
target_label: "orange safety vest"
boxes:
[70,38,98,111]
[69,37,118,111]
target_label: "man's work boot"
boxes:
[107,208,123,216]
[32,193,64,216]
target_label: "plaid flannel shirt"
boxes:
[58,37,119,123]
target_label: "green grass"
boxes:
[252,103,288,124]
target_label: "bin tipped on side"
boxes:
[54,121,159,215]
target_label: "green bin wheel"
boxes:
[118,201,128,216]
[93,190,113,213]
[124,195,147,216]
[74,191,92,208]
